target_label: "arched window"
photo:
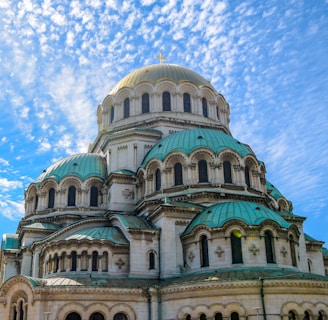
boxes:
[231,312,240,320]
[245,165,251,188]
[90,186,98,207]
[71,251,77,271]
[149,252,155,269]
[60,252,66,272]
[68,186,76,206]
[113,313,128,320]
[11,298,27,320]
[289,235,297,266]
[186,315,191,320]
[54,254,59,273]
[198,160,208,182]
[264,230,275,263]
[111,106,115,123]
[215,313,223,320]
[231,230,243,264]
[124,98,130,118]
[48,188,55,208]
[163,91,171,111]
[202,97,208,117]
[223,161,232,183]
[216,105,220,120]
[304,311,310,320]
[142,93,150,113]
[174,162,183,185]
[308,259,312,273]
[288,311,296,320]
[200,314,207,320]
[66,312,82,320]
[92,251,98,271]
[81,251,88,271]
[90,313,105,320]
[102,251,108,272]
[35,194,38,210]
[200,235,209,267]
[183,93,191,112]
[318,311,324,320]
[155,169,161,191]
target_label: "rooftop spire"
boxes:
[155,51,167,64]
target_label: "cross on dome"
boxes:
[155,51,167,64]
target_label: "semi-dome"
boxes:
[110,64,216,94]
[183,201,290,236]
[141,128,254,167]
[35,153,107,184]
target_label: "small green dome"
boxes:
[110,64,216,94]
[141,128,253,168]
[35,153,107,184]
[183,201,290,236]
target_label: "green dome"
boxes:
[183,201,290,236]
[141,128,253,167]
[35,153,107,184]
[110,64,216,94]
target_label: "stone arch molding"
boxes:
[280,301,328,319]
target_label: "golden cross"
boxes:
[155,51,167,64]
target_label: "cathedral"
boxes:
[1,61,328,320]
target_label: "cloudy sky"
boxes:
[0,0,327,245]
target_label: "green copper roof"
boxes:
[111,214,157,230]
[266,181,284,200]
[64,226,128,244]
[183,201,290,236]
[110,64,216,94]
[24,222,61,231]
[141,128,253,167]
[1,234,20,250]
[35,153,107,184]
[112,169,136,176]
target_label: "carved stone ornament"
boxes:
[115,258,126,269]
[188,251,195,262]
[249,243,259,255]
[281,246,288,257]
[215,246,224,257]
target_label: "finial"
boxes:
[155,51,167,64]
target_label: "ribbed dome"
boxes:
[183,201,290,236]
[110,64,216,94]
[35,153,107,184]
[141,128,253,167]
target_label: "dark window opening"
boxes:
[200,314,207,320]
[68,186,76,206]
[89,313,105,320]
[124,98,130,118]
[174,163,183,185]
[71,251,77,271]
[198,159,208,183]
[113,313,128,320]
[231,230,243,264]
[163,91,171,111]
[264,230,275,263]
[231,312,240,320]
[35,194,38,210]
[149,252,155,269]
[289,235,297,267]
[92,251,98,271]
[111,106,115,123]
[183,93,191,112]
[90,186,98,207]
[155,169,161,191]
[200,235,209,267]
[245,165,251,188]
[66,312,82,320]
[142,93,150,113]
[48,188,55,208]
[223,161,232,183]
[202,97,208,117]
[215,313,223,320]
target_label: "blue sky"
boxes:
[0,1,327,245]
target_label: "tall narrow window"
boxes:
[54,254,59,273]
[231,312,240,320]
[174,163,183,185]
[223,161,232,183]
[92,251,98,271]
[149,252,155,269]
[111,106,115,123]
[304,311,310,320]
[34,194,38,210]
[186,315,191,320]
[163,91,171,111]
[289,235,297,266]
[155,169,161,191]
[264,230,275,263]
[142,93,150,113]
[183,93,191,112]
[68,186,76,206]
[288,311,296,320]
[102,251,108,272]
[71,251,77,271]
[308,259,312,273]
[81,251,88,271]
[90,186,98,207]
[202,97,208,117]
[200,235,209,267]
[48,188,55,208]
[215,313,223,320]
[11,299,27,320]
[245,165,251,187]
[198,160,208,182]
[124,98,130,118]
[231,230,243,264]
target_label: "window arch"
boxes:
[163,91,171,111]
[318,311,324,320]
[71,251,77,271]
[231,312,240,320]
[124,98,130,118]
[215,313,223,320]
[288,311,296,320]
[200,235,209,267]
[48,188,55,208]
[231,230,243,264]
[183,93,191,112]
[186,315,191,320]
[304,311,310,320]
[92,251,98,271]
[54,253,59,273]
[113,313,128,320]
[200,314,207,320]
[142,93,150,113]
[264,230,275,263]
[149,251,155,270]
[223,160,232,183]
[68,186,76,206]
[155,169,161,191]
[90,313,105,320]
[102,251,109,272]
[202,97,208,117]
[111,106,115,123]
[81,251,88,271]
[198,159,208,182]
[11,298,27,320]
[34,194,38,210]
[289,235,297,266]
[245,165,251,188]
[174,162,183,185]
[90,186,98,207]
[66,312,82,320]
